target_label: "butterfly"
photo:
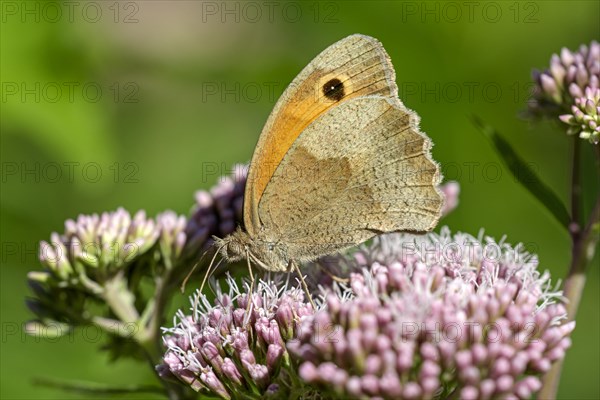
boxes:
[207,34,443,301]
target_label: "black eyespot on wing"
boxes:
[322,78,345,101]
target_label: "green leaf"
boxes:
[471,116,570,229]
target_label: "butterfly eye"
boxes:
[266,242,275,252]
[227,241,242,256]
[322,78,345,101]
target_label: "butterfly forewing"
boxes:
[243,34,399,235]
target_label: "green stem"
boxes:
[102,271,140,324]
[540,139,600,398]
[540,196,599,399]
[142,271,174,362]
[139,261,201,400]
[101,268,192,399]
[570,138,582,236]
[563,197,599,319]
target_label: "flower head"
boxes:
[560,86,600,144]
[28,207,208,333]
[38,208,159,283]
[530,40,599,117]
[159,275,315,399]
[288,228,574,399]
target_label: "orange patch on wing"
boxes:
[244,69,362,233]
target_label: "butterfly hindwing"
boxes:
[257,96,443,261]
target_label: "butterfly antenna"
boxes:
[291,260,316,309]
[180,248,212,293]
[198,244,224,295]
[244,250,256,320]
[190,245,225,322]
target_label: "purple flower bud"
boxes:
[259,320,284,346]
[298,362,318,382]
[201,370,229,399]
[201,342,224,376]
[560,47,575,66]
[540,74,559,99]
[247,363,269,389]
[364,354,382,375]
[240,349,257,368]
[265,383,280,396]
[156,211,188,266]
[403,382,422,399]
[496,374,514,392]
[266,344,284,372]
[461,386,479,400]
[275,302,295,339]
[361,374,379,396]
[380,372,402,397]
[440,181,460,216]
[576,64,590,88]
[221,358,243,387]
[346,376,362,397]
[38,241,58,270]
[559,114,575,124]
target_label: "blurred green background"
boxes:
[1,1,598,398]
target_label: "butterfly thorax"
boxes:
[215,227,291,272]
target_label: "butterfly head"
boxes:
[216,227,290,272]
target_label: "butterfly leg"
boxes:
[284,269,291,291]
[290,260,316,310]
[317,261,350,284]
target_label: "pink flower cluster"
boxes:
[288,229,574,399]
[159,276,315,399]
